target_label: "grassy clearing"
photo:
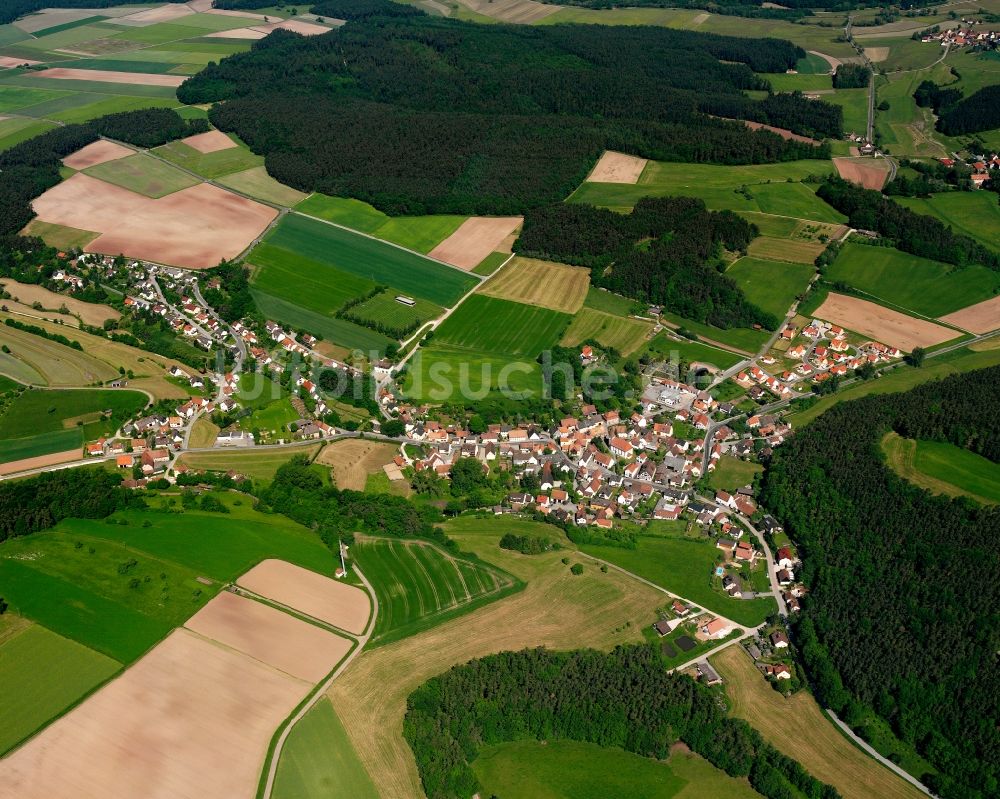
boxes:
[352,535,520,645]
[881,432,1000,505]
[896,192,1000,254]
[788,345,1000,427]
[561,307,652,355]
[215,165,306,206]
[0,622,120,755]
[472,739,764,799]
[273,698,379,799]
[84,152,198,198]
[643,333,745,370]
[727,257,814,321]
[480,256,590,314]
[825,242,1000,317]
[713,646,925,799]
[435,294,570,357]
[174,443,322,485]
[706,456,763,492]
[153,138,264,180]
[327,514,665,799]
[580,532,775,627]
[349,290,444,331]
[267,214,477,306]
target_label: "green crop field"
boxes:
[349,290,443,331]
[265,214,478,306]
[825,242,1000,317]
[435,295,571,358]
[569,160,839,222]
[296,194,389,233]
[794,51,834,74]
[154,138,264,180]
[580,532,775,627]
[726,257,814,321]
[352,536,519,645]
[0,622,120,755]
[0,85,69,113]
[0,427,82,463]
[584,286,640,316]
[761,72,833,92]
[822,89,869,138]
[0,116,57,152]
[0,388,146,439]
[216,166,307,206]
[560,307,652,355]
[882,433,1000,505]
[472,739,765,799]
[84,152,198,198]
[250,242,376,312]
[643,333,745,370]
[707,456,763,493]
[273,698,379,799]
[472,251,509,276]
[896,192,1000,254]
[402,345,544,402]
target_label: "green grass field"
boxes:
[882,433,1000,505]
[580,532,775,627]
[84,152,198,198]
[658,311,771,355]
[472,251,509,276]
[273,698,379,799]
[472,739,765,799]
[154,138,264,180]
[706,456,763,493]
[569,160,840,223]
[825,242,1000,317]
[402,345,544,402]
[561,307,652,355]
[352,536,519,645]
[643,333,745,370]
[761,72,833,92]
[349,290,443,331]
[265,214,477,306]
[0,85,69,113]
[0,115,57,152]
[584,286,641,316]
[0,427,82,463]
[175,444,323,485]
[435,294,570,357]
[822,89,869,137]
[250,242,376,312]
[896,192,1000,254]
[0,622,120,755]
[726,257,814,321]
[215,165,307,206]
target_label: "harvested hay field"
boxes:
[28,68,186,88]
[814,292,957,351]
[586,150,648,184]
[204,26,268,39]
[480,256,589,314]
[747,236,827,263]
[713,646,925,799]
[0,319,117,386]
[428,216,522,271]
[32,173,278,269]
[742,120,820,145]
[833,157,891,190]
[175,443,322,483]
[117,4,195,24]
[0,279,119,327]
[2,629,313,799]
[61,139,134,170]
[938,295,1000,334]
[454,0,562,22]
[0,448,81,475]
[327,531,663,799]
[181,129,236,154]
[185,590,352,682]
[237,559,372,636]
[560,307,652,355]
[865,46,890,62]
[316,438,398,491]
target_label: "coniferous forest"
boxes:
[515,197,775,329]
[761,366,1000,799]
[177,15,833,215]
[404,645,842,799]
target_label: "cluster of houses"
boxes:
[940,154,1000,189]
[921,25,1000,48]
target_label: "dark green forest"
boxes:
[404,645,841,799]
[832,63,869,89]
[936,85,1000,136]
[817,177,1000,269]
[516,197,775,329]
[178,16,832,215]
[761,366,1000,799]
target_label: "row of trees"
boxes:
[816,177,1000,269]
[761,366,1000,799]
[177,16,831,215]
[516,197,775,329]
[404,645,842,799]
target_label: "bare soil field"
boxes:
[808,50,842,71]
[864,46,891,62]
[586,151,648,184]
[833,157,891,190]
[429,216,522,271]
[205,26,268,39]
[1,279,119,326]
[188,0,216,11]
[480,256,589,313]
[713,646,925,799]
[316,438,398,490]
[454,0,561,22]
[62,139,135,170]
[2,629,311,799]
[185,591,352,682]
[0,56,40,69]
[29,68,186,88]
[237,559,372,636]
[32,173,278,269]
[205,7,268,19]
[743,120,820,145]
[938,295,1000,334]
[327,540,663,799]
[116,4,196,25]
[0,448,81,475]
[814,292,957,351]
[181,129,236,154]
